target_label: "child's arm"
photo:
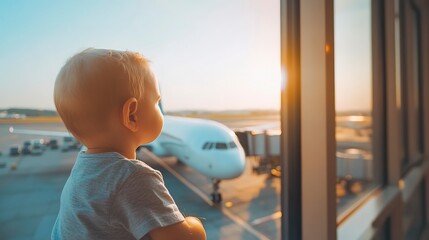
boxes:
[148,216,206,240]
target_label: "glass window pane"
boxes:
[334,0,375,214]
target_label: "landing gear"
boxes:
[211,193,222,203]
[210,179,222,204]
[176,158,185,165]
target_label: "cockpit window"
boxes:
[203,142,231,150]
[228,142,237,148]
[203,142,214,150]
[215,142,228,150]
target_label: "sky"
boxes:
[0,0,371,112]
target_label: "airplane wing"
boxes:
[8,127,71,137]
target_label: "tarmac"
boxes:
[0,122,281,240]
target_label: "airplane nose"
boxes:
[215,148,246,179]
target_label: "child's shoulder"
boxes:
[126,159,159,174]
[74,151,159,182]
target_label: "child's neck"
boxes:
[83,127,137,160]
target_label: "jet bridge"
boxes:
[235,130,281,177]
[236,130,373,181]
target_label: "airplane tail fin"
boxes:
[158,100,165,115]
[158,83,165,115]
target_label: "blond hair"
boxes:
[54,48,153,139]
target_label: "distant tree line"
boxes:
[0,108,58,117]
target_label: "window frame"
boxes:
[280,0,337,239]
[401,0,425,175]
[336,0,388,226]
[280,0,429,239]
[338,0,429,239]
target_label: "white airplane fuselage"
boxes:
[146,115,246,180]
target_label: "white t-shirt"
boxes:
[51,151,184,240]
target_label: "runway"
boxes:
[0,119,281,240]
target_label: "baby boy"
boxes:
[51,48,206,240]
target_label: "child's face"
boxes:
[136,75,163,144]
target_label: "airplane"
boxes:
[9,104,247,203]
[141,115,246,202]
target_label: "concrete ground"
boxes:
[0,123,281,240]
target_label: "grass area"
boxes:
[0,116,62,124]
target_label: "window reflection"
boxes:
[334,0,374,213]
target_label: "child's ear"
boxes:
[122,97,139,132]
